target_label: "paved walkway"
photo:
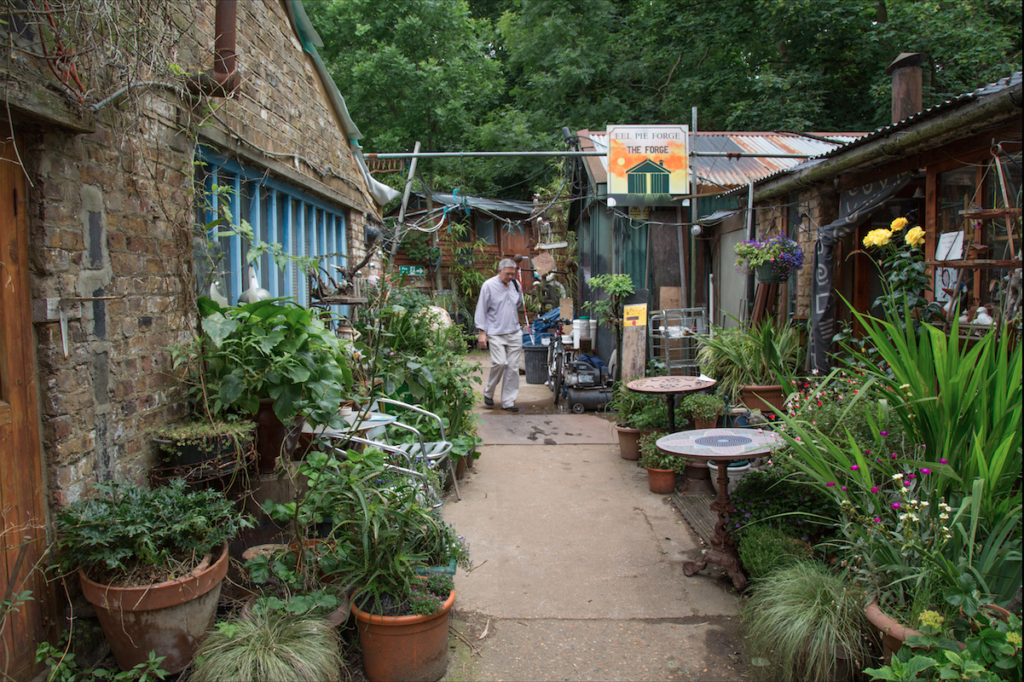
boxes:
[442,352,749,681]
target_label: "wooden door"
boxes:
[1,139,53,680]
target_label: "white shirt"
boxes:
[474,275,524,336]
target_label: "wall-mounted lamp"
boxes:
[691,224,702,236]
[364,225,382,246]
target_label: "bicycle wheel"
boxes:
[552,352,564,405]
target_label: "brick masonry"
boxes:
[11,1,381,506]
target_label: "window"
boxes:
[196,148,348,310]
[474,216,496,245]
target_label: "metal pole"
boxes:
[690,106,698,309]
[745,181,756,323]
[367,150,811,160]
[396,141,421,224]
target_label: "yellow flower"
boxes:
[890,217,909,232]
[1008,631,1022,648]
[918,610,945,630]
[863,229,892,248]
[905,226,925,248]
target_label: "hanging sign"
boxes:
[399,265,426,276]
[607,125,689,207]
[623,303,648,327]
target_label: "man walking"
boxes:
[475,259,525,412]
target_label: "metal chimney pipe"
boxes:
[885,53,926,124]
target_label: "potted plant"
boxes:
[743,560,868,682]
[194,296,352,473]
[191,608,345,682]
[55,479,252,673]
[151,418,255,471]
[607,381,655,460]
[638,431,685,494]
[696,321,803,412]
[259,448,464,682]
[734,235,804,284]
[680,392,724,430]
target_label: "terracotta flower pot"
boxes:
[646,467,677,494]
[614,423,642,460]
[352,590,456,682]
[865,600,922,664]
[739,384,786,413]
[80,542,229,673]
[693,416,719,430]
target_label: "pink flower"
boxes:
[908,474,916,480]
[826,482,836,487]
[891,453,898,459]
[874,517,882,523]
[871,486,879,493]
[851,465,859,471]
[939,458,948,464]
[841,486,847,491]
[880,431,889,436]
[905,481,912,487]
[892,502,901,509]
[921,468,931,475]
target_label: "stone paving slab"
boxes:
[477,414,619,446]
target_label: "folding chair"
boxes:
[329,435,444,510]
[361,398,461,502]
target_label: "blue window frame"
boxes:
[197,147,348,313]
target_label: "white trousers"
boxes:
[484,331,522,408]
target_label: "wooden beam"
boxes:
[1,63,95,133]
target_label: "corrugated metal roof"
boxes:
[736,72,1024,195]
[577,130,862,190]
[410,192,535,215]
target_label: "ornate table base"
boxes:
[682,461,747,590]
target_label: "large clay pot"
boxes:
[80,543,228,673]
[255,398,302,473]
[646,467,677,494]
[614,423,641,460]
[864,600,922,664]
[739,384,786,413]
[352,590,456,682]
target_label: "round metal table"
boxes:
[625,376,716,433]
[657,428,781,590]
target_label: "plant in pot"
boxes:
[151,418,256,475]
[680,392,724,430]
[259,448,463,682]
[638,431,685,494]
[607,381,658,460]
[696,320,803,412]
[774,355,1021,662]
[193,296,352,473]
[734,234,804,284]
[54,479,252,673]
[743,560,868,682]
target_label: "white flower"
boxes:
[892,473,904,481]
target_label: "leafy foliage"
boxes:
[696,321,805,400]
[191,609,344,682]
[193,297,351,427]
[743,560,869,682]
[55,479,251,581]
[679,392,724,422]
[36,642,168,682]
[737,525,813,582]
[729,465,840,544]
[638,431,685,473]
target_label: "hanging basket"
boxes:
[756,263,786,284]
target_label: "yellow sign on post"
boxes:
[623,304,647,328]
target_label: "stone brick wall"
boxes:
[12,2,380,506]
[753,189,839,319]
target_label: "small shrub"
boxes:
[743,560,867,682]
[191,610,343,682]
[638,431,686,472]
[680,392,724,422]
[729,465,839,543]
[737,525,812,582]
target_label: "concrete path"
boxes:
[442,352,749,681]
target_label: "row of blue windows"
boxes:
[197,147,349,314]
